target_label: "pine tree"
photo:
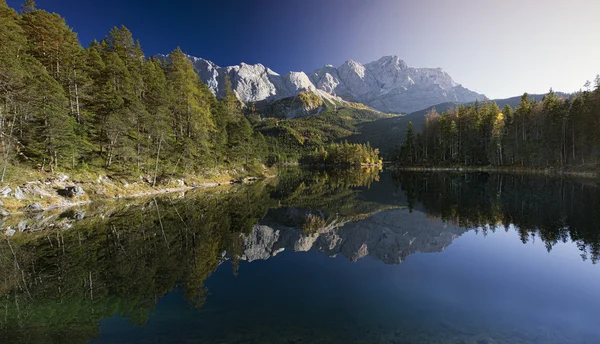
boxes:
[142,58,172,178]
[23,59,76,171]
[167,48,215,169]
[400,121,415,164]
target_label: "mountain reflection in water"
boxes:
[1,168,599,344]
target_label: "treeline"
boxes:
[396,84,600,169]
[300,141,381,166]
[0,1,266,182]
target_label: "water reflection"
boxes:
[394,171,600,263]
[0,168,599,343]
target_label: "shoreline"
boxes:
[390,165,598,178]
[1,173,274,216]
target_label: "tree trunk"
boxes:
[73,66,81,124]
[153,135,162,187]
[572,127,575,161]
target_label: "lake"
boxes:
[1,168,599,344]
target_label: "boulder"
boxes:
[24,202,44,212]
[14,187,25,200]
[4,228,15,237]
[0,209,9,217]
[21,183,53,198]
[59,185,85,198]
[74,210,86,220]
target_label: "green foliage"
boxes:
[300,141,381,166]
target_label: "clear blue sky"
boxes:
[7,0,600,99]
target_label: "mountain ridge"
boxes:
[157,53,486,115]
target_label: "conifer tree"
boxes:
[167,48,214,169]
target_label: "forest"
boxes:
[395,85,600,170]
[0,0,269,184]
[0,1,384,186]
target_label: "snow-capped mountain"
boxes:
[164,54,486,114]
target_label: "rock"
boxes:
[57,174,69,182]
[24,202,44,212]
[58,185,85,198]
[74,210,86,220]
[20,183,53,198]
[4,228,15,237]
[0,199,3,206]
[95,189,105,195]
[14,187,25,200]
[0,209,9,217]
[17,220,27,232]
[0,186,11,197]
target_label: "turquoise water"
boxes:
[1,169,599,343]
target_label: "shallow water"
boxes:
[1,168,599,343]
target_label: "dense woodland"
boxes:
[0,0,269,183]
[396,84,600,169]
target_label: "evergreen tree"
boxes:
[22,59,76,171]
[167,48,215,169]
[399,121,415,164]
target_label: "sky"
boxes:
[7,0,600,99]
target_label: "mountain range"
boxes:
[164,54,487,115]
[241,207,466,265]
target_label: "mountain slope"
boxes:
[162,54,486,115]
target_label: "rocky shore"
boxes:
[0,171,272,216]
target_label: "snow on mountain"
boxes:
[160,53,486,114]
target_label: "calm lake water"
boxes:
[1,168,600,344]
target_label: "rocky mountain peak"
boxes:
[370,55,408,70]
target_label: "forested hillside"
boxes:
[0,1,386,186]
[396,87,600,169]
[0,0,268,184]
